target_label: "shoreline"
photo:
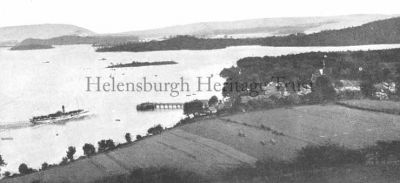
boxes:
[4,101,400,182]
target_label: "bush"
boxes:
[125,133,132,143]
[18,163,36,175]
[183,100,204,117]
[295,143,365,169]
[247,100,263,109]
[337,90,363,100]
[66,146,76,161]
[98,139,116,152]
[3,171,11,178]
[59,157,68,166]
[286,94,301,105]
[41,162,49,171]
[360,81,376,98]
[224,140,400,182]
[83,143,96,156]
[208,96,218,106]
[147,124,163,135]
[365,140,400,164]
[0,154,5,167]
[173,117,194,127]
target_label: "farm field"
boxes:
[3,104,400,183]
[1,129,257,183]
[337,99,400,115]
[224,104,400,149]
[179,118,307,160]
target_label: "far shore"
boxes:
[106,61,177,68]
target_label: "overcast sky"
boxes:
[0,0,399,33]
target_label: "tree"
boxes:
[208,96,218,106]
[125,133,132,143]
[98,140,107,152]
[83,143,96,156]
[0,155,6,173]
[147,124,163,135]
[183,100,204,117]
[106,139,116,149]
[136,135,143,140]
[66,146,76,161]
[312,75,336,102]
[3,171,11,178]
[59,157,68,166]
[98,139,116,152]
[360,81,376,98]
[220,67,242,110]
[41,162,49,171]
[18,163,35,175]
[0,155,5,167]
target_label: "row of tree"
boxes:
[2,124,167,178]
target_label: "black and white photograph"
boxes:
[1,0,400,182]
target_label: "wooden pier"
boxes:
[153,103,183,109]
[137,102,183,111]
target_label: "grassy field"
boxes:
[224,104,400,149]
[3,103,400,183]
[337,99,400,115]
[180,118,307,161]
[1,129,256,183]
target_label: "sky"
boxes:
[0,0,399,33]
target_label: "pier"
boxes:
[154,103,183,109]
[136,102,183,111]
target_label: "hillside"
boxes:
[117,14,395,39]
[6,14,395,48]
[3,104,400,183]
[97,17,400,52]
[263,16,400,46]
[0,24,95,46]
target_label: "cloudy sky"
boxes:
[0,0,399,33]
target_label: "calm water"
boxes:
[1,44,400,172]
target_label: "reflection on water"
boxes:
[1,44,400,172]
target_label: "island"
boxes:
[106,61,177,68]
[10,44,54,50]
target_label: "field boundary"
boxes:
[336,101,400,116]
[218,117,317,145]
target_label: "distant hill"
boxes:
[16,35,139,47]
[10,44,54,51]
[4,14,397,48]
[261,16,400,46]
[116,14,397,39]
[97,17,400,52]
[0,24,95,46]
